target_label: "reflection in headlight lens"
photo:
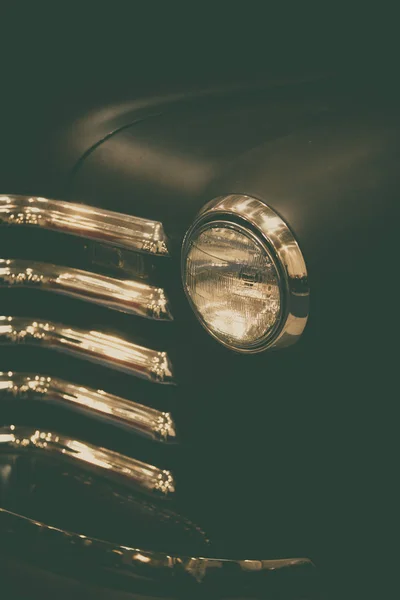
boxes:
[183,223,282,350]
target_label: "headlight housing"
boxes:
[182,195,309,353]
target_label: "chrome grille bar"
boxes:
[0,317,174,384]
[0,195,169,256]
[0,372,176,441]
[0,259,172,320]
[0,426,175,496]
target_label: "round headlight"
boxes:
[182,195,309,353]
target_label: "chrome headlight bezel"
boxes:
[181,195,309,353]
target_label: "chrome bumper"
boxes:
[0,507,317,598]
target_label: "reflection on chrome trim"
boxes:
[0,426,175,495]
[0,317,174,384]
[0,259,172,320]
[0,372,176,442]
[184,194,309,352]
[0,508,315,596]
[0,194,169,256]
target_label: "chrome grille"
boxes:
[0,317,174,383]
[0,372,176,441]
[0,195,169,255]
[0,194,318,593]
[0,425,175,496]
[0,259,172,320]
[0,194,177,498]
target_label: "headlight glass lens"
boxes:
[183,222,282,350]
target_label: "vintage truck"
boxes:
[0,72,397,599]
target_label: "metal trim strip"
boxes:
[0,259,172,320]
[0,194,169,256]
[0,317,174,384]
[0,507,315,596]
[0,426,175,495]
[0,372,176,441]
